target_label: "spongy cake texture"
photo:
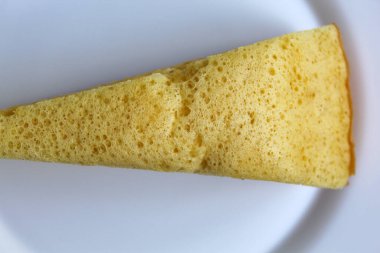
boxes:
[0,25,353,188]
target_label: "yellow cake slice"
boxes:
[0,24,354,188]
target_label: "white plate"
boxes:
[0,1,379,252]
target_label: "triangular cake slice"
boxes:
[0,25,354,188]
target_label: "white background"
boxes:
[0,0,379,252]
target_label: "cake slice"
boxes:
[0,24,354,188]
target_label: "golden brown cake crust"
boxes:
[334,23,355,176]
